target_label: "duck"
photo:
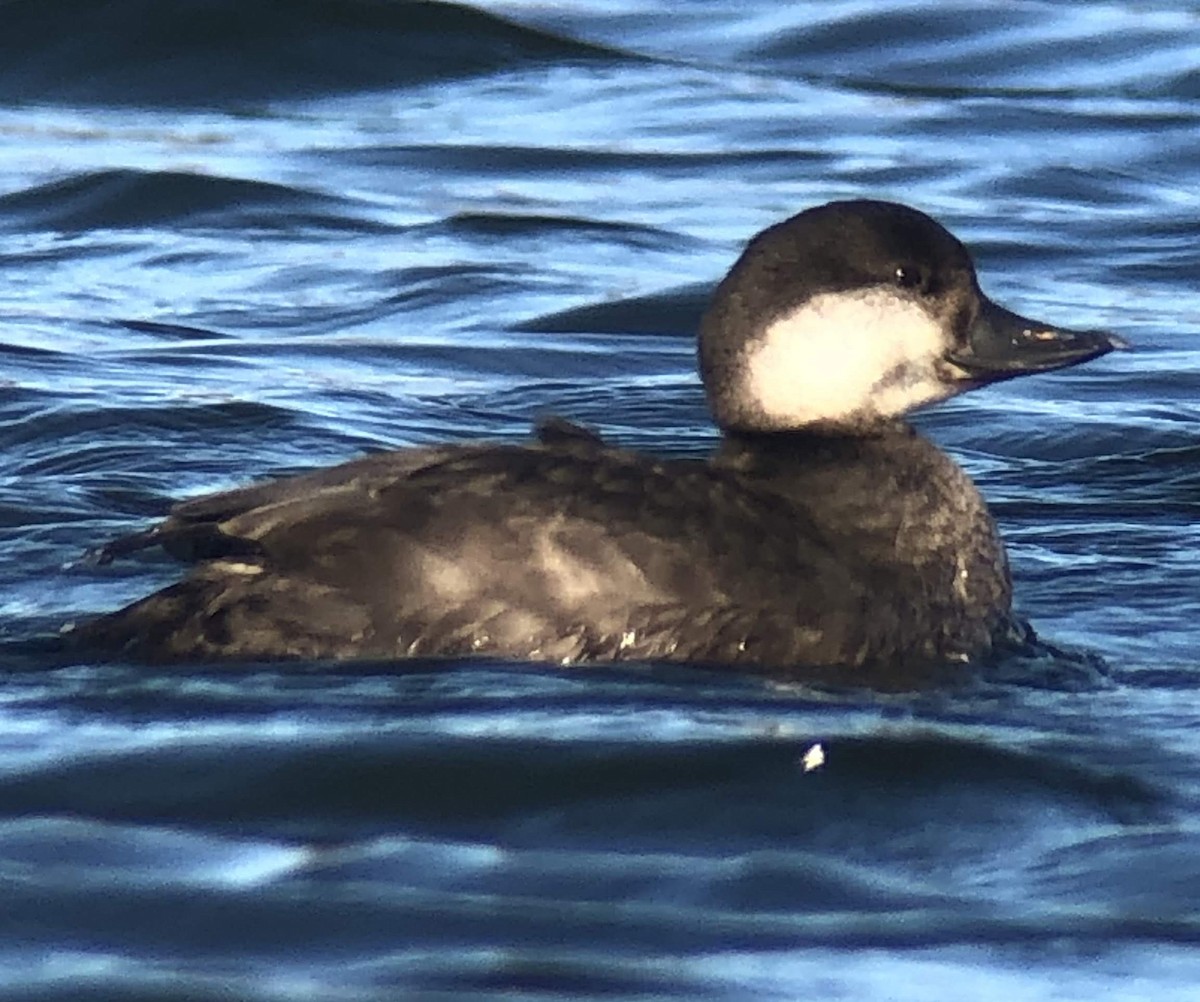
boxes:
[75,199,1124,680]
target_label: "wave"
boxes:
[0,0,633,108]
[0,723,1163,841]
[0,168,383,232]
[749,3,1196,98]
[514,282,710,336]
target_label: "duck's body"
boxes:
[82,419,1012,669]
[77,200,1122,676]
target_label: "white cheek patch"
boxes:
[743,288,953,427]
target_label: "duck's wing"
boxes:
[91,444,468,565]
[80,438,875,666]
[93,418,606,566]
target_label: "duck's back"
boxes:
[79,422,1015,672]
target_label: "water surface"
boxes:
[1,1,1198,999]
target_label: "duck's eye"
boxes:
[893,264,926,291]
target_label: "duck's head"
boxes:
[698,199,1125,434]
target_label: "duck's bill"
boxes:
[946,297,1127,383]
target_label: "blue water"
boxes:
[1,1,1199,998]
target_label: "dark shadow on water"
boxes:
[0,0,642,108]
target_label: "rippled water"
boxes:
[1,1,1199,999]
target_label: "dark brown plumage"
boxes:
[75,200,1122,676]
